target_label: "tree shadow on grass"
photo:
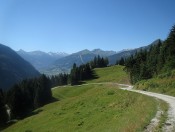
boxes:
[89,72,99,80]
[27,109,43,117]
[73,70,99,85]
[83,70,99,82]
[51,97,59,102]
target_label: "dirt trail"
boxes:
[120,85,175,132]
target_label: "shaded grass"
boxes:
[4,84,157,132]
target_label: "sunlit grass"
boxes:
[4,84,157,132]
[86,65,130,84]
[135,76,175,97]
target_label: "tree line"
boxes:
[70,55,109,85]
[0,75,52,127]
[124,25,175,84]
[50,73,69,87]
[90,55,109,68]
[50,55,109,86]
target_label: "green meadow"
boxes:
[86,65,130,84]
[4,66,166,132]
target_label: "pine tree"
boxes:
[0,89,8,125]
[34,75,52,108]
[164,25,175,70]
[70,63,79,85]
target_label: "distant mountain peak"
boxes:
[116,49,133,54]
[91,49,117,56]
[19,49,25,52]
[92,48,103,52]
[75,49,91,55]
[17,50,69,70]
[48,52,69,56]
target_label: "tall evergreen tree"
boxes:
[34,75,52,108]
[70,63,79,85]
[0,89,8,125]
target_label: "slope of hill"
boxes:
[17,50,68,71]
[0,44,40,90]
[3,66,161,132]
[135,70,175,97]
[86,65,130,84]
[108,39,162,65]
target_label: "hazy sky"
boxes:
[0,0,175,53]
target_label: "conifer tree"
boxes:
[0,89,8,125]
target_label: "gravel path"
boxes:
[120,85,175,132]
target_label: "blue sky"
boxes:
[0,0,175,53]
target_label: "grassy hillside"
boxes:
[86,65,130,84]
[135,70,175,97]
[4,84,158,132]
[4,65,163,132]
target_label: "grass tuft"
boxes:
[107,90,115,95]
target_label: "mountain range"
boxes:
[0,44,40,90]
[16,39,161,75]
[17,49,117,75]
[53,49,117,69]
[17,50,68,70]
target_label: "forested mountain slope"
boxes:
[108,39,162,65]
[0,44,40,90]
[125,25,175,96]
[125,25,175,83]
